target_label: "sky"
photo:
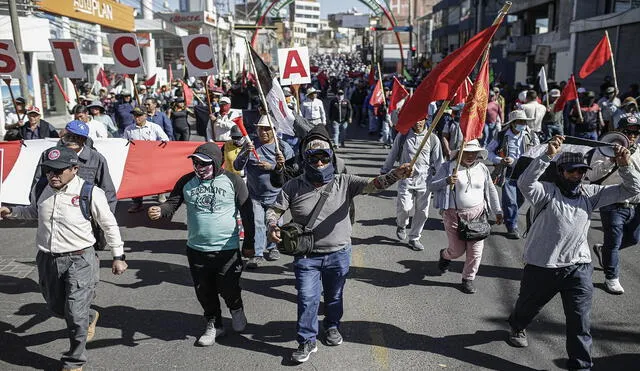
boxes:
[163,0,370,18]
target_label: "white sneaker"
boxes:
[197,320,225,346]
[231,307,247,332]
[604,278,625,295]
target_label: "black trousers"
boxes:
[174,125,191,141]
[186,247,244,325]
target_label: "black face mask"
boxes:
[304,162,335,184]
[555,170,583,199]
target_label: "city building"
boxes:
[289,0,321,36]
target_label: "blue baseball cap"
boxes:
[65,120,89,138]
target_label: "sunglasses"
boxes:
[44,166,71,175]
[192,159,212,167]
[565,167,588,175]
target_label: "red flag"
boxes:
[168,65,173,83]
[369,79,385,107]
[144,74,157,87]
[396,22,502,134]
[54,74,70,103]
[554,74,578,112]
[452,77,473,106]
[180,80,193,106]
[317,71,328,89]
[459,56,490,141]
[310,66,319,73]
[578,35,612,79]
[389,77,409,111]
[96,67,110,88]
[207,75,216,90]
[368,66,375,87]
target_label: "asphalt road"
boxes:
[1,124,639,370]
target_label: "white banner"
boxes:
[277,47,311,86]
[181,34,217,77]
[0,40,23,79]
[107,33,146,75]
[49,39,86,79]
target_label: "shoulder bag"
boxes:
[453,186,491,241]
[278,179,336,256]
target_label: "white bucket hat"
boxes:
[306,87,317,96]
[451,139,488,160]
[505,109,534,125]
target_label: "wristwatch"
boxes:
[113,254,126,261]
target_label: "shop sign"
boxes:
[37,0,135,32]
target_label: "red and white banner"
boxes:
[0,39,23,79]
[0,139,223,205]
[277,47,311,86]
[181,34,217,77]
[107,33,146,75]
[49,39,85,79]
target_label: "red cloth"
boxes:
[317,71,328,89]
[368,66,375,87]
[389,77,409,112]
[96,68,110,88]
[452,77,473,105]
[554,74,578,112]
[396,22,502,134]
[369,80,385,107]
[459,56,490,141]
[180,80,193,107]
[144,74,157,87]
[485,101,502,124]
[578,35,612,79]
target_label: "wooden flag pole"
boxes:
[70,78,81,104]
[604,30,619,95]
[291,84,300,114]
[376,62,385,108]
[2,78,25,123]
[244,38,280,154]
[409,100,449,168]
[201,76,213,115]
[132,74,142,107]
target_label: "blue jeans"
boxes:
[481,122,498,147]
[543,122,564,142]
[251,199,275,257]
[332,121,348,146]
[576,131,598,140]
[509,263,593,370]
[368,109,380,133]
[599,204,640,279]
[282,133,300,154]
[501,178,524,231]
[294,245,351,344]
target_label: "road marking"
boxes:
[352,247,389,369]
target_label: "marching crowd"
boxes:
[2,52,640,371]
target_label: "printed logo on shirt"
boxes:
[71,195,81,207]
[188,182,228,213]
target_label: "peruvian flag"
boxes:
[459,56,490,141]
[578,34,612,79]
[0,139,220,205]
[389,76,409,112]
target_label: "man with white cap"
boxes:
[234,115,294,268]
[206,96,241,142]
[487,110,540,239]
[301,87,326,126]
[541,89,564,141]
[598,86,621,132]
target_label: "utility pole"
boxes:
[408,0,413,69]
[8,0,30,99]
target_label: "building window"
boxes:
[614,0,640,12]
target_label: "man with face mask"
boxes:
[591,113,640,295]
[1,146,127,371]
[487,110,540,239]
[206,96,241,142]
[328,89,352,148]
[381,118,443,251]
[507,136,640,371]
[147,143,255,347]
[265,136,413,364]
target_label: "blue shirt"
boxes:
[183,175,240,251]
[149,110,174,140]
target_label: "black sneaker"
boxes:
[325,327,343,346]
[438,249,450,273]
[461,279,477,294]
[265,248,280,261]
[291,341,317,363]
[592,244,603,269]
[246,256,264,269]
[506,229,521,240]
[507,327,528,347]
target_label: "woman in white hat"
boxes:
[429,139,503,294]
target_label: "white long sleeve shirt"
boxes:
[123,121,169,141]
[8,176,125,257]
[301,98,326,124]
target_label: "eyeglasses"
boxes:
[44,166,71,175]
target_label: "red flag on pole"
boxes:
[389,76,409,111]
[317,71,328,89]
[459,56,490,141]
[578,35,612,79]
[451,77,473,106]
[369,78,385,107]
[396,21,502,134]
[554,74,578,112]
[168,65,173,83]
[367,65,375,87]
[144,74,157,87]
[96,67,110,88]
[180,80,193,106]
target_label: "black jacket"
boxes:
[328,98,353,123]
[17,119,59,140]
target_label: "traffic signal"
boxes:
[411,46,416,57]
